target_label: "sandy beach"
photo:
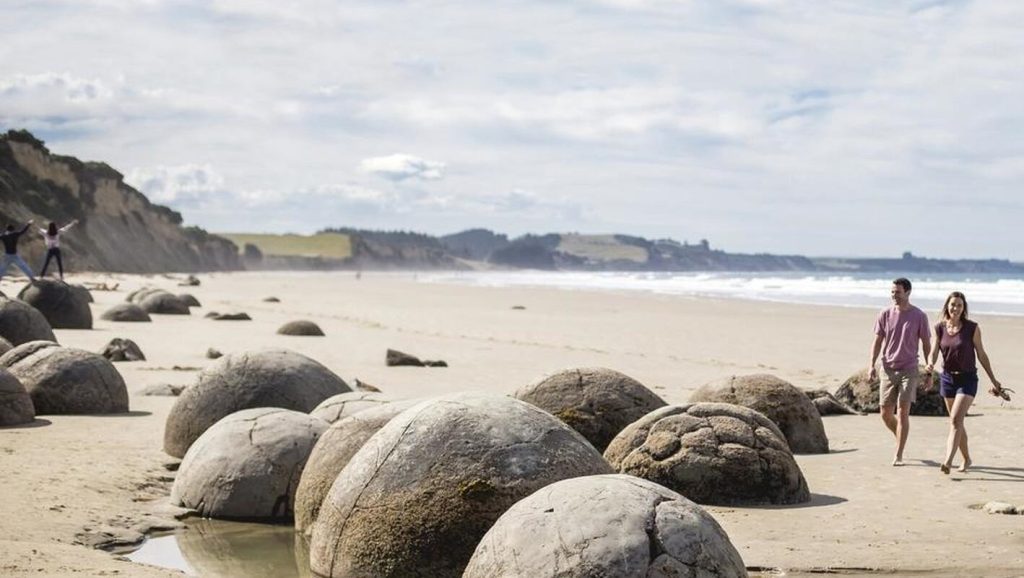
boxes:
[2,271,1023,576]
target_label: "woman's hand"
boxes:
[990,380,1003,397]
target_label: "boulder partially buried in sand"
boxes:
[18,280,93,329]
[463,474,748,578]
[295,399,421,535]
[171,408,328,521]
[309,391,391,424]
[605,403,810,506]
[99,338,146,362]
[515,367,667,452]
[308,393,614,578]
[140,291,191,315]
[690,374,829,454]
[0,367,35,426]
[0,341,128,415]
[177,293,201,308]
[277,320,324,336]
[100,303,152,322]
[804,388,860,416]
[163,349,350,458]
[835,368,946,416]
[0,298,56,346]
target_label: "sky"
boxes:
[1,0,1022,259]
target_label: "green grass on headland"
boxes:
[222,233,353,258]
[557,234,648,263]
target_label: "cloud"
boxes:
[125,164,226,206]
[359,154,446,181]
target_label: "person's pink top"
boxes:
[874,305,930,371]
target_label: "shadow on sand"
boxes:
[0,418,52,430]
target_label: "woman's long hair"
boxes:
[941,291,969,322]
[47,222,57,236]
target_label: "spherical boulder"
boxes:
[0,341,128,415]
[16,280,92,329]
[171,408,328,520]
[309,392,391,424]
[835,368,946,416]
[605,403,810,506]
[140,291,190,315]
[0,336,12,356]
[70,284,94,303]
[178,293,201,308]
[308,393,614,578]
[277,320,324,336]
[689,374,829,454]
[100,303,152,322]
[514,367,667,452]
[0,367,35,426]
[464,474,748,578]
[0,298,56,346]
[295,398,420,535]
[164,349,350,458]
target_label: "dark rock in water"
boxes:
[0,297,56,346]
[178,293,201,308]
[354,379,381,393]
[17,279,93,329]
[0,367,35,426]
[99,338,146,362]
[179,275,200,287]
[206,348,223,359]
[211,312,251,321]
[0,336,12,357]
[140,383,187,396]
[463,475,748,578]
[423,360,448,367]
[140,291,191,315]
[163,348,350,458]
[277,320,324,336]
[0,341,128,415]
[515,367,667,452]
[70,284,94,303]
[804,388,860,416]
[690,374,829,454]
[263,296,281,303]
[605,402,810,506]
[100,303,152,322]
[835,368,946,416]
[386,348,424,366]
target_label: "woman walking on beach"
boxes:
[38,219,78,280]
[926,291,1005,474]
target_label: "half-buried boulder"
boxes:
[463,474,748,578]
[99,338,146,362]
[804,388,860,416]
[0,298,56,346]
[100,303,152,322]
[295,398,421,535]
[171,408,328,521]
[835,368,946,416]
[604,403,810,506]
[126,287,163,303]
[308,393,614,578]
[309,391,391,424]
[0,341,128,414]
[140,291,190,315]
[163,349,350,458]
[178,294,201,308]
[689,374,829,454]
[515,367,667,452]
[0,367,35,426]
[17,280,92,329]
[277,320,324,336]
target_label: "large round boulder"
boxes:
[0,367,35,426]
[178,293,201,308]
[689,374,829,454]
[0,297,57,346]
[308,393,614,578]
[164,349,350,458]
[70,284,94,303]
[605,403,810,505]
[0,336,12,356]
[464,474,748,578]
[172,408,328,520]
[0,341,128,414]
[515,367,667,452]
[100,303,152,322]
[277,320,324,336]
[17,280,93,329]
[835,368,946,416]
[139,291,190,315]
[309,391,391,424]
[296,398,421,535]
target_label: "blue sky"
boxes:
[2,0,1022,258]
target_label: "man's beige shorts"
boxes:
[881,367,920,407]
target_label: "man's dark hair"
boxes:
[893,277,912,292]
[4,224,12,232]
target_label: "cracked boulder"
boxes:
[295,398,421,535]
[835,368,946,416]
[100,303,152,322]
[605,403,810,506]
[171,407,328,520]
[0,297,56,346]
[514,367,667,452]
[99,338,146,362]
[308,393,614,578]
[17,279,93,330]
[0,341,128,415]
[164,348,350,458]
[690,374,829,454]
[464,474,748,578]
[0,367,35,426]
[309,391,391,424]
[278,320,325,336]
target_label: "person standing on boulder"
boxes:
[868,277,932,466]
[37,219,78,280]
[0,220,37,283]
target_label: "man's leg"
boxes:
[894,400,912,465]
[0,255,12,282]
[880,369,899,437]
[881,402,897,435]
[13,255,35,281]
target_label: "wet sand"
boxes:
[1,271,1023,576]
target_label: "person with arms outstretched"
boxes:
[0,220,37,283]
[38,219,78,280]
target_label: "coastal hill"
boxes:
[0,130,240,273]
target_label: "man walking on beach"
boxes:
[0,220,37,283]
[869,277,931,466]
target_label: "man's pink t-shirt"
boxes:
[874,305,930,371]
